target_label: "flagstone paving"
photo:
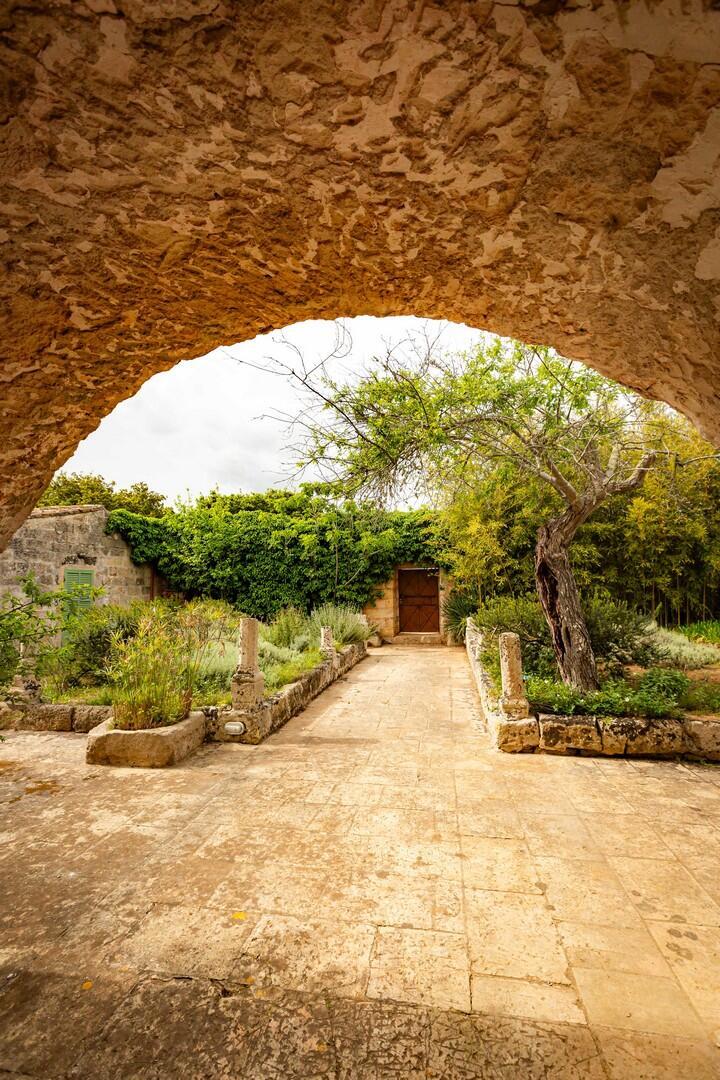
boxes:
[1,646,720,1077]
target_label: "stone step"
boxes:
[392,632,446,646]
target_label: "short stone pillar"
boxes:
[231,617,265,708]
[320,625,335,659]
[498,632,530,719]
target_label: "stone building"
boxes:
[0,505,162,607]
[363,566,452,644]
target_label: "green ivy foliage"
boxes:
[107,488,447,619]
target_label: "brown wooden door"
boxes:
[398,569,440,632]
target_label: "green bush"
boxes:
[0,576,63,690]
[442,589,480,643]
[262,648,323,694]
[39,602,143,694]
[107,599,241,729]
[583,593,658,668]
[682,620,720,645]
[107,492,446,619]
[305,603,372,646]
[652,626,720,669]
[262,607,308,649]
[680,680,720,714]
[474,591,659,678]
[526,667,690,720]
[473,595,557,677]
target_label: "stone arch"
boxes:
[2,1,720,547]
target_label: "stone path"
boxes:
[1,646,720,1078]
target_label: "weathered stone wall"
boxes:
[207,641,368,745]
[2,2,720,548]
[465,616,720,761]
[0,505,157,607]
[363,576,399,641]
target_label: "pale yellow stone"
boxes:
[367,927,471,1012]
[574,968,706,1038]
[647,921,720,1027]
[470,974,584,1025]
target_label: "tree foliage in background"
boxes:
[108,487,446,619]
[285,334,693,690]
[444,414,720,627]
[39,472,166,517]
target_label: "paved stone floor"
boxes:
[1,647,720,1078]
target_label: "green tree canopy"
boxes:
[286,334,708,688]
[38,472,166,517]
[108,487,446,619]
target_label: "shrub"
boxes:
[107,599,241,729]
[305,603,372,646]
[474,591,660,678]
[682,620,720,645]
[473,595,557,677]
[441,589,480,643]
[653,626,720,668]
[583,593,659,668]
[106,613,190,729]
[262,607,308,649]
[0,576,64,690]
[39,602,144,695]
[526,667,689,720]
[262,648,323,694]
[637,667,690,701]
[680,680,720,714]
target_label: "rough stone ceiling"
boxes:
[1,0,720,547]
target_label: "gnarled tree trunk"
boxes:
[535,503,599,692]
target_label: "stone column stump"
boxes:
[231,617,265,708]
[320,626,336,660]
[498,632,530,719]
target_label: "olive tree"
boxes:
[251,329,691,691]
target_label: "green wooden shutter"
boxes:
[63,568,94,609]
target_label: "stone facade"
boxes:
[0,505,161,607]
[363,566,451,643]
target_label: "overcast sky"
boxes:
[64,317,484,502]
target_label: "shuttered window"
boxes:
[63,568,94,610]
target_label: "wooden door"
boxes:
[398,568,440,632]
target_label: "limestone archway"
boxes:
[2,1,720,548]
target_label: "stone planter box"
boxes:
[205,641,367,745]
[86,711,206,768]
[72,704,112,733]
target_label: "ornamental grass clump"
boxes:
[107,600,241,729]
[306,603,372,646]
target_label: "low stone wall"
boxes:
[465,617,720,762]
[205,642,367,745]
[0,699,111,733]
[2,639,367,764]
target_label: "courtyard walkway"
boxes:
[1,647,719,1078]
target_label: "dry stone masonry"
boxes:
[465,617,720,762]
[0,506,157,606]
[2,2,720,547]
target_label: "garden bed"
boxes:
[204,641,367,744]
[465,618,720,761]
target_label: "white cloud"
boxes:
[63,316,483,500]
